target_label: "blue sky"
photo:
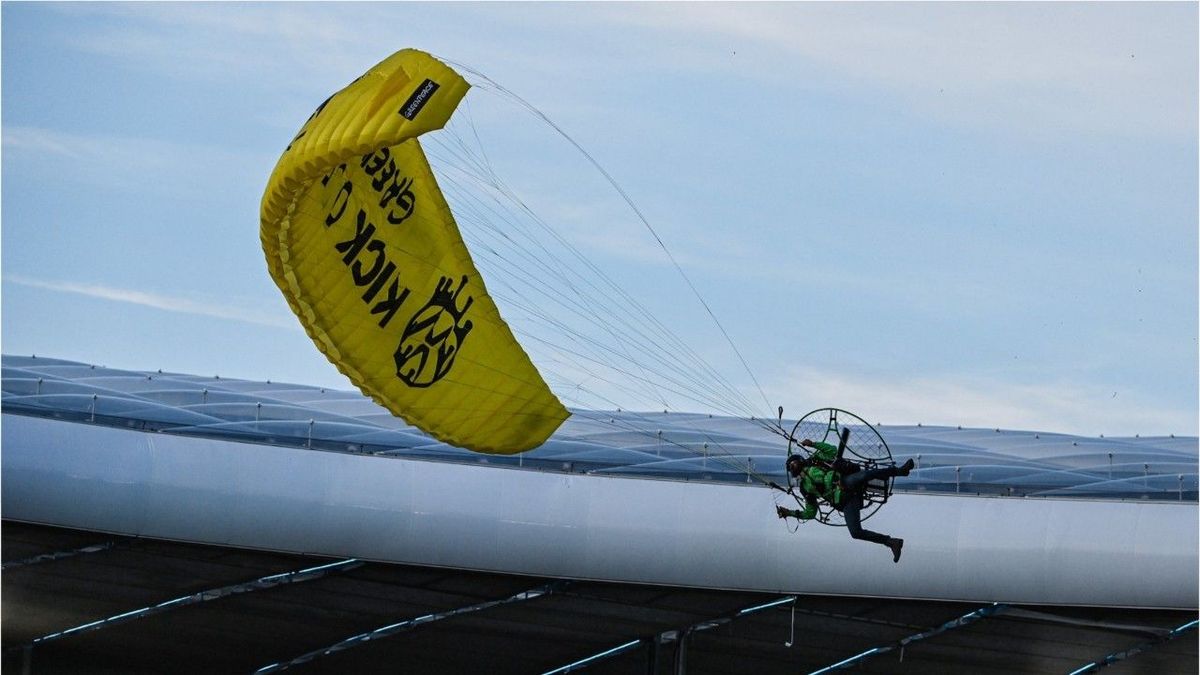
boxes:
[2,2,1196,436]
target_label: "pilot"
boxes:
[776,438,914,563]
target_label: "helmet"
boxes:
[785,454,807,475]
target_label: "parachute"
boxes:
[261,49,568,454]
[259,47,871,503]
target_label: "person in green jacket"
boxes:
[777,438,914,563]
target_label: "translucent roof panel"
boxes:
[3,354,1196,501]
[328,428,447,448]
[1032,474,1199,499]
[2,377,110,397]
[131,389,276,407]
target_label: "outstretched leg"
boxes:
[842,496,889,545]
[842,458,913,492]
[843,495,903,563]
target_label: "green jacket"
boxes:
[794,441,843,518]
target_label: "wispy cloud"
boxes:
[2,126,274,196]
[769,365,1196,437]
[593,2,1198,141]
[6,276,297,330]
[44,3,432,101]
[32,3,1196,143]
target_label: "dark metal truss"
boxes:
[9,558,363,653]
[254,580,570,673]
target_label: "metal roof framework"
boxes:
[3,356,1197,671]
[3,521,1195,675]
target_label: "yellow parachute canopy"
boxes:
[261,49,568,454]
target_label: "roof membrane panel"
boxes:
[2,355,1195,502]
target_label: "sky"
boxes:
[2,2,1197,437]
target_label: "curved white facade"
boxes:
[3,413,1195,609]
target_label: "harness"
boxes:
[800,463,843,508]
[773,408,896,528]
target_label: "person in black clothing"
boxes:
[777,438,914,562]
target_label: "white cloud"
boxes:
[3,126,159,165]
[34,3,1196,142]
[593,2,1198,141]
[769,364,1196,437]
[2,126,273,195]
[6,276,297,331]
[2,126,87,159]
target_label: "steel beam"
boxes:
[1067,618,1198,674]
[10,558,362,653]
[2,540,117,570]
[807,603,1009,674]
[541,594,797,675]
[255,580,567,673]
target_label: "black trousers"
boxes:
[840,465,899,545]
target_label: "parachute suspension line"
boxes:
[260,49,792,456]
[400,170,787,475]
[564,405,780,488]
[434,135,758,420]
[499,223,779,435]
[458,84,768,417]
[472,225,790,442]
[456,96,501,185]
[524,354,779,487]
[427,131,681,412]
[518,352,704,445]
[512,329,760,419]
[426,74,789,470]
[445,168,758,421]
[442,60,776,420]
[435,174,682,413]
[456,317,773,482]
[427,165,673,410]
[432,140,754,417]
[464,166,761,419]
[426,119,767,422]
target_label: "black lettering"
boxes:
[361,148,390,175]
[320,163,347,187]
[371,280,411,328]
[400,79,440,120]
[382,176,416,224]
[324,180,353,227]
[362,261,396,304]
[350,240,387,286]
[371,159,397,192]
[354,150,420,226]
[320,162,421,339]
[335,210,375,264]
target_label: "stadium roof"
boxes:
[3,354,1196,501]
[3,355,1196,673]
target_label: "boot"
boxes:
[897,458,915,477]
[887,538,904,563]
[776,505,793,519]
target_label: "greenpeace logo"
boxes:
[395,275,474,388]
[400,79,439,120]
